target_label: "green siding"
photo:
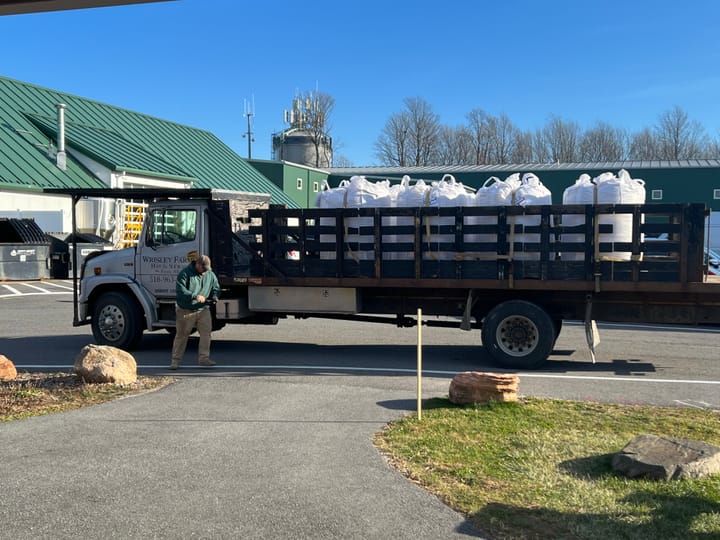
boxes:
[283,165,308,208]
[247,159,329,208]
[308,170,327,208]
[0,75,296,206]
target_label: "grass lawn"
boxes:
[0,372,174,421]
[375,398,720,540]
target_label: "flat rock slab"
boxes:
[612,434,720,480]
[449,371,519,405]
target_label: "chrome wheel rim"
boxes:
[496,315,539,357]
[97,304,126,341]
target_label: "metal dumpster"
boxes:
[65,232,113,278]
[46,233,70,279]
[0,218,50,280]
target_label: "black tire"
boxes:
[481,300,554,369]
[91,291,144,350]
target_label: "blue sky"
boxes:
[1,0,719,166]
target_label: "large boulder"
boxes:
[612,434,720,480]
[74,344,137,385]
[449,371,519,405]
[0,354,17,381]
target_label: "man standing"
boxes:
[170,254,221,369]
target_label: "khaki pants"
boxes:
[171,306,212,365]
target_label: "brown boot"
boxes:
[199,359,216,367]
[170,360,181,370]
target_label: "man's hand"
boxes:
[196,295,206,303]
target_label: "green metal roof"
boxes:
[0,75,296,205]
[26,113,195,181]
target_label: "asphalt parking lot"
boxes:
[1,373,486,539]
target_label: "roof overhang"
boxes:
[43,187,272,203]
[0,0,174,16]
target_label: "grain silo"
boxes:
[271,95,333,168]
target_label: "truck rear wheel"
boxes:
[481,300,554,370]
[92,291,144,350]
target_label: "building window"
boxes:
[296,178,303,190]
[313,182,319,193]
[714,189,720,200]
[651,189,663,200]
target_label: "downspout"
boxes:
[56,103,67,170]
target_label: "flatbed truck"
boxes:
[46,187,720,369]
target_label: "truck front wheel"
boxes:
[481,300,554,370]
[92,292,144,350]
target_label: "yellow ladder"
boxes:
[116,201,148,249]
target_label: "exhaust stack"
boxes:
[56,103,67,170]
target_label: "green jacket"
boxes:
[175,262,221,311]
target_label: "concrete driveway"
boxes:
[1,373,485,539]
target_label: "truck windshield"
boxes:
[147,208,197,245]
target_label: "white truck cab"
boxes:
[55,188,270,349]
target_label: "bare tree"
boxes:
[511,130,535,163]
[404,97,440,166]
[532,128,552,163]
[628,128,659,160]
[374,112,411,166]
[543,116,580,162]
[654,106,708,159]
[454,126,476,164]
[296,90,335,168]
[488,113,517,164]
[435,126,455,165]
[466,108,493,165]
[437,126,474,165]
[375,97,441,166]
[578,122,627,161]
[706,134,720,159]
[373,99,720,166]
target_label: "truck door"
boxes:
[136,202,204,301]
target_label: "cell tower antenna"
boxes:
[242,96,255,159]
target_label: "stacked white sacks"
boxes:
[343,176,394,261]
[393,176,430,260]
[561,174,595,261]
[561,170,646,261]
[315,179,349,260]
[596,169,646,260]
[316,176,394,261]
[465,176,515,252]
[425,174,473,260]
[512,173,553,260]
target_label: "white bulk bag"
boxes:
[317,180,350,259]
[512,173,552,260]
[466,177,514,249]
[561,174,594,261]
[392,176,430,260]
[426,174,469,260]
[396,175,430,207]
[504,173,521,194]
[344,176,393,261]
[315,179,349,209]
[344,175,393,208]
[596,169,646,260]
